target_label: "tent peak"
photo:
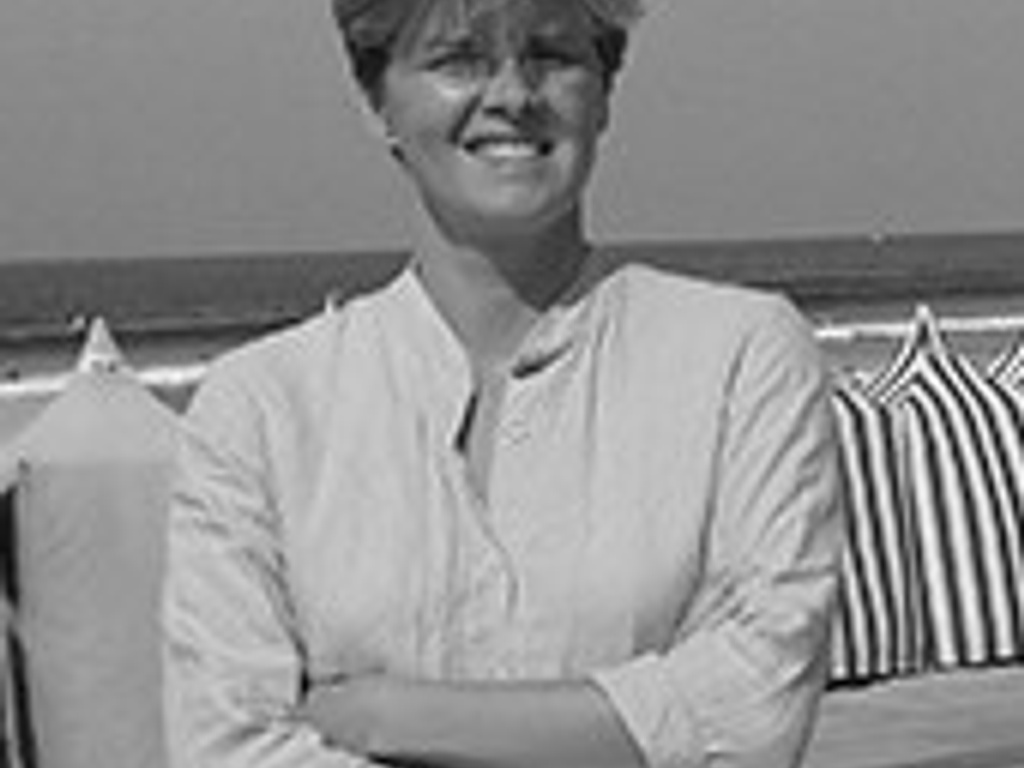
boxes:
[75,317,126,374]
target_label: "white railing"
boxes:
[3,310,1024,402]
[815,311,1024,343]
[0,363,208,400]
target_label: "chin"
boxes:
[459,200,574,238]
[454,182,583,234]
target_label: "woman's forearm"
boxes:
[367,677,644,768]
[302,676,645,768]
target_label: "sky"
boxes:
[1,0,1023,261]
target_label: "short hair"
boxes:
[331,0,630,103]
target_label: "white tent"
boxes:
[2,319,178,768]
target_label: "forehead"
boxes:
[399,0,598,47]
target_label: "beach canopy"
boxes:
[1,318,177,768]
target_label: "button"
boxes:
[501,418,531,444]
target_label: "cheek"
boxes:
[547,76,610,137]
[382,80,477,151]
[580,81,611,134]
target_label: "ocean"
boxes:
[5,232,1024,346]
[0,249,401,441]
[0,250,406,350]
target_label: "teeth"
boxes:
[470,139,544,160]
[484,143,537,160]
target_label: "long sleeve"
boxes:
[161,363,365,768]
[591,299,844,768]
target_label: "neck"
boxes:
[413,209,591,376]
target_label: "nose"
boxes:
[480,58,538,115]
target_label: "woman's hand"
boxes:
[298,674,403,755]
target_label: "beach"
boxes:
[4,243,1024,767]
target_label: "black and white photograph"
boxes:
[2,2,1024,767]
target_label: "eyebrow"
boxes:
[420,30,480,50]
[419,24,589,54]
[529,29,589,48]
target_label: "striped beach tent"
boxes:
[894,311,1024,670]
[988,332,1024,391]
[865,305,939,405]
[829,378,925,685]
[827,306,938,685]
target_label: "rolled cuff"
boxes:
[589,653,706,768]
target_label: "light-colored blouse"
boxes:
[163,261,844,768]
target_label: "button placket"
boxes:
[496,375,540,447]
[442,518,511,676]
[500,414,532,445]
[441,439,522,672]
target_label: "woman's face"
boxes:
[378,0,612,239]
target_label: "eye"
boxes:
[530,43,580,66]
[424,44,490,78]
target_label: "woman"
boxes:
[162,1,844,766]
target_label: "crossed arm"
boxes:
[298,675,645,768]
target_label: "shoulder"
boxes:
[610,261,817,360]
[195,312,338,409]
[186,281,391,432]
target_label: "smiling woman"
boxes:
[330,0,630,316]
[161,2,844,768]
[370,0,612,249]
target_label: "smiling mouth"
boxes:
[462,136,555,161]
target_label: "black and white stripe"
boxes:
[865,305,938,405]
[1,480,33,768]
[989,332,1024,391]
[830,382,925,684]
[897,344,1024,669]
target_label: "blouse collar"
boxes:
[389,252,613,384]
